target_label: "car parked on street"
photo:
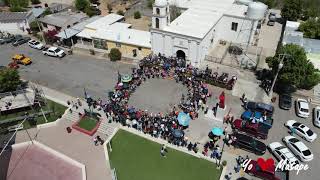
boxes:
[244,159,281,180]
[279,94,292,110]
[11,54,32,65]
[245,101,274,116]
[233,119,269,139]
[12,36,31,46]
[28,39,44,50]
[295,99,310,118]
[283,136,313,162]
[42,47,66,58]
[313,106,320,128]
[232,133,267,155]
[0,35,16,44]
[284,120,317,142]
[268,142,299,167]
[241,111,273,128]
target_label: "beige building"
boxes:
[76,14,151,59]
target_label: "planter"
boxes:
[72,114,101,136]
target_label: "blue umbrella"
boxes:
[211,127,224,136]
[172,129,184,138]
[177,112,191,126]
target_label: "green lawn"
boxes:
[108,130,221,180]
[0,99,67,129]
[77,116,98,131]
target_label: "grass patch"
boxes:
[77,116,98,131]
[108,130,221,180]
[0,99,67,129]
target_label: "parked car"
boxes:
[268,142,299,167]
[11,54,32,65]
[28,39,44,50]
[241,111,273,128]
[232,133,267,155]
[284,120,317,142]
[313,106,320,128]
[295,99,310,118]
[245,101,274,116]
[283,136,313,162]
[42,47,66,58]
[244,159,281,180]
[0,36,16,44]
[12,36,31,46]
[233,119,269,139]
[279,94,292,110]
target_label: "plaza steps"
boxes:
[63,110,81,123]
[98,120,117,137]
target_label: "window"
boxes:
[155,18,159,28]
[93,39,107,50]
[156,8,160,15]
[116,43,121,47]
[231,22,238,31]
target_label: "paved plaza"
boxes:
[128,78,188,113]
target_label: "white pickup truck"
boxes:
[42,46,66,58]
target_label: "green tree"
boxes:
[298,18,320,39]
[85,6,96,17]
[259,0,276,8]
[109,48,122,61]
[266,44,320,90]
[170,5,181,22]
[147,0,154,9]
[117,10,124,16]
[43,8,52,16]
[75,0,89,11]
[0,69,22,93]
[281,0,302,21]
[134,11,141,19]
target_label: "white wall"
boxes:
[215,15,254,45]
[0,22,28,34]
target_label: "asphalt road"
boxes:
[0,43,319,180]
[0,43,133,99]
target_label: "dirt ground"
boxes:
[125,15,151,31]
[100,0,133,16]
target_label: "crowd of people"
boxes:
[84,54,236,152]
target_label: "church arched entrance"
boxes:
[176,50,186,60]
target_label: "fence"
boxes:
[205,42,263,71]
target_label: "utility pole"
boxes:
[268,53,290,96]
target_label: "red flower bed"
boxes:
[72,114,101,136]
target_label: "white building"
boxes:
[151,0,267,66]
[0,12,35,34]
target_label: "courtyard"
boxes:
[108,129,221,180]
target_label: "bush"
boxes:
[75,0,89,11]
[43,8,52,16]
[107,3,112,13]
[222,160,227,166]
[0,68,22,93]
[31,0,41,5]
[134,11,141,19]
[109,48,122,61]
[9,6,26,12]
[117,10,124,16]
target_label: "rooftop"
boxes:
[56,16,102,39]
[85,13,124,30]
[162,0,246,39]
[38,11,87,28]
[31,8,45,18]
[77,14,150,48]
[0,12,32,23]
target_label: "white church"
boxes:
[150,0,268,66]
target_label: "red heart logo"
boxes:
[257,158,274,171]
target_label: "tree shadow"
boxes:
[0,132,16,180]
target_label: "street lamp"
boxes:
[268,54,289,96]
